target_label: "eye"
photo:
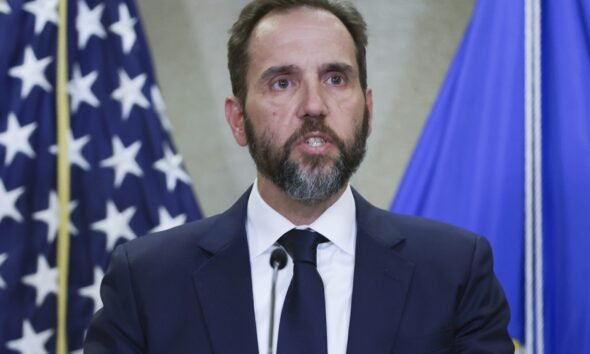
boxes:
[271,78,291,90]
[325,73,345,86]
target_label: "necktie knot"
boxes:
[279,229,328,266]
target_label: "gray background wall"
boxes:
[137,0,475,216]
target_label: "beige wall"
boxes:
[137,0,475,216]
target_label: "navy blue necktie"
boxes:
[277,229,329,354]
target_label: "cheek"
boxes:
[250,108,293,144]
[330,95,366,129]
[268,100,300,132]
[271,109,281,123]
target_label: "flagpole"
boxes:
[524,0,535,351]
[532,0,544,352]
[525,0,544,352]
[56,0,71,352]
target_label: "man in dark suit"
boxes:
[85,0,514,353]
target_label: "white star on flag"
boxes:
[0,253,7,289]
[0,0,11,14]
[8,46,53,98]
[21,256,58,307]
[76,0,106,49]
[0,112,38,166]
[49,131,91,170]
[151,85,172,131]
[109,3,137,54]
[100,136,143,187]
[153,144,191,192]
[68,64,99,113]
[33,191,79,243]
[78,267,104,313]
[0,0,203,348]
[5,320,53,354]
[149,207,187,233]
[22,0,58,34]
[0,179,25,223]
[111,69,149,120]
[91,200,137,252]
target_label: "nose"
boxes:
[297,80,328,120]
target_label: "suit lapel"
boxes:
[192,189,259,354]
[190,188,414,354]
[346,191,415,354]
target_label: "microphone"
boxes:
[268,246,288,354]
[270,247,288,270]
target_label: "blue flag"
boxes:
[392,0,590,352]
[542,0,590,352]
[390,0,526,347]
[0,0,202,352]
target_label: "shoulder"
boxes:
[109,213,225,278]
[353,190,488,266]
[121,214,222,258]
[115,188,251,270]
[354,189,481,246]
[391,212,482,248]
[382,210,485,259]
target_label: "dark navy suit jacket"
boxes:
[84,189,513,354]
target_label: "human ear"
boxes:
[225,96,248,146]
[365,88,373,136]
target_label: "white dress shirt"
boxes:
[247,180,356,354]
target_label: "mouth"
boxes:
[304,136,327,147]
[289,132,336,161]
[297,132,333,148]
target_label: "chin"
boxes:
[297,152,339,169]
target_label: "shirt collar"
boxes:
[246,179,356,260]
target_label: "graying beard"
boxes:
[278,159,345,203]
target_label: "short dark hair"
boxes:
[227,0,368,105]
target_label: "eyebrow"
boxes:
[319,62,355,76]
[258,65,298,84]
[257,62,356,84]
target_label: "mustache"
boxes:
[283,119,346,153]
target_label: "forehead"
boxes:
[247,6,357,73]
[252,6,349,39]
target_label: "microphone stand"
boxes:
[268,247,287,354]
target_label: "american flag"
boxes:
[0,0,202,352]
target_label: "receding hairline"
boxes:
[245,6,361,86]
[251,5,351,37]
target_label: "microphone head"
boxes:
[270,247,288,270]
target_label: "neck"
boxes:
[256,174,347,226]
